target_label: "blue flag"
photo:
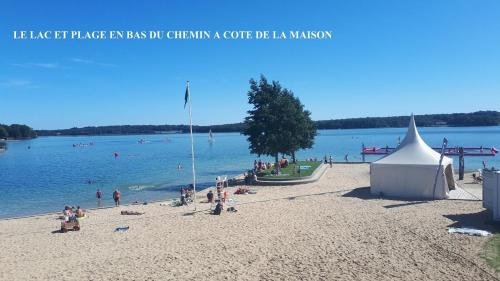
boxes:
[184,84,189,108]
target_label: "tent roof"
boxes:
[374,114,450,165]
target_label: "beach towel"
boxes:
[448,227,491,236]
[115,226,130,232]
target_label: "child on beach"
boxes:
[223,190,227,203]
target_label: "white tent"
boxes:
[370,115,456,199]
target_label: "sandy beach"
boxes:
[0,163,497,281]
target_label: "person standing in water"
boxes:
[96,189,103,208]
[113,189,121,206]
[96,189,103,200]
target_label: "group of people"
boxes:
[244,171,258,185]
[206,177,231,215]
[95,189,121,206]
[254,159,273,172]
[62,205,86,222]
[324,155,333,167]
[253,157,290,173]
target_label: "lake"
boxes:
[0,126,498,218]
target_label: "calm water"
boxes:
[0,126,499,218]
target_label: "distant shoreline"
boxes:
[33,124,500,138]
[34,111,500,137]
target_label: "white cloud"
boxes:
[0,79,32,87]
[71,58,93,64]
[11,63,60,69]
[70,58,117,67]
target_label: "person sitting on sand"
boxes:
[213,202,223,215]
[185,186,193,202]
[63,206,71,222]
[63,206,76,222]
[252,173,258,183]
[207,190,214,203]
[75,206,85,218]
[472,173,483,183]
[180,188,187,205]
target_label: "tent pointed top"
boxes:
[374,114,447,165]
[400,113,422,147]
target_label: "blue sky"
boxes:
[1,0,499,130]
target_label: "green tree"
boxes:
[8,125,22,138]
[287,99,316,163]
[6,124,36,139]
[0,125,8,139]
[243,75,317,173]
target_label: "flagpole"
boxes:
[186,81,197,211]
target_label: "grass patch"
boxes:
[483,234,500,271]
[258,161,322,181]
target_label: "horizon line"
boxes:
[31,110,498,131]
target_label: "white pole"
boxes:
[187,81,197,211]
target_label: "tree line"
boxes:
[0,124,37,139]
[34,110,500,137]
[36,123,246,136]
[316,111,500,129]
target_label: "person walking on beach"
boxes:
[113,189,121,206]
[207,190,214,203]
[329,155,333,167]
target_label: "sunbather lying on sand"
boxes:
[234,187,255,194]
[234,187,250,194]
